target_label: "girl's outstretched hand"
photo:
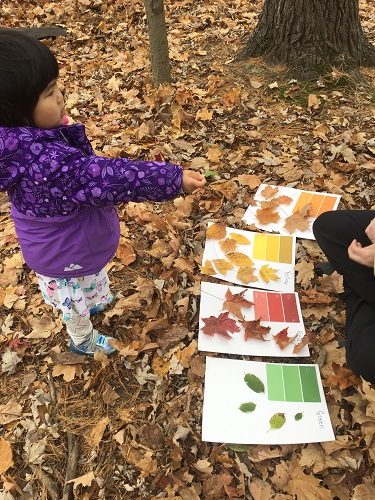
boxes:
[182,170,206,193]
[348,239,375,268]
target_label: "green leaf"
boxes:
[269,412,286,430]
[244,373,265,393]
[239,402,256,413]
[204,170,219,177]
[294,412,303,421]
[227,443,252,452]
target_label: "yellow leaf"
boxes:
[199,260,216,275]
[229,233,251,245]
[226,252,254,267]
[259,264,280,283]
[206,223,227,240]
[151,354,170,376]
[212,259,234,275]
[196,107,213,121]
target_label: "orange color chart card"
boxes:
[242,184,341,239]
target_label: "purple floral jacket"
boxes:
[0,123,183,277]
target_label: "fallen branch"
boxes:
[62,431,79,500]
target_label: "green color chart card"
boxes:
[202,357,335,445]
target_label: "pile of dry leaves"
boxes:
[1,0,375,498]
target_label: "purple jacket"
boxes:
[0,123,183,277]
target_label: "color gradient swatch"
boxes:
[253,291,300,323]
[293,191,338,218]
[266,364,321,403]
[252,233,294,264]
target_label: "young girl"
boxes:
[313,210,375,383]
[0,29,206,356]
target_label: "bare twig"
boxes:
[62,431,79,500]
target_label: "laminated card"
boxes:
[202,357,335,445]
[199,281,309,357]
[242,184,341,239]
[201,224,296,292]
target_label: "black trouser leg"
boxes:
[313,210,375,383]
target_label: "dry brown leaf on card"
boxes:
[237,266,258,284]
[261,185,279,199]
[276,195,293,205]
[256,206,280,225]
[219,238,237,253]
[284,204,312,234]
[206,223,227,240]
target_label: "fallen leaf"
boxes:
[201,311,240,339]
[259,264,280,283]
[206,223,227,240]
[242,318,270,341]
[0,439,13,474]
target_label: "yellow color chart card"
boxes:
[201,224,296,292]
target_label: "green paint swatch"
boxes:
[266,364,321,403]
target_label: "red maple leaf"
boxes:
[292,328,316,354]
[9,334,30,358]
[273,327,297,350]
[222,288,254,321]
[242,318,270,342]
[201,311,240,339]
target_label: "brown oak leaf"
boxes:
[201,311,240,339]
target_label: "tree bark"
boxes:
[237,0,375,79]
[143,0,172,86]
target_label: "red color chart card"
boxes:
[201,224,296,292]
[242,184,341,239]
[198,281,309,357]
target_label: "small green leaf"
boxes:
[239,402,256,413]
[269,412,286,430]
[244,373,265,393]
[204,170,219,177]
[294,412,303,421]
[227,443,252,452]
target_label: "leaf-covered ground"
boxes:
[1,1,375,499]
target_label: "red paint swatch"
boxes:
[282,293,300,323]
[253,291,300,323]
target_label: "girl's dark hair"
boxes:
[0,29,59,127]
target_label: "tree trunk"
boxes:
[237,0,375,80]
[143,0,172,86]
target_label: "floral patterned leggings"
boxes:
[36,268,111,344]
